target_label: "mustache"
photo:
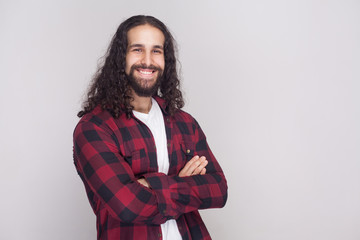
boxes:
[130,64,162,72]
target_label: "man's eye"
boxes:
[133,49,142,52]
[153,50,162,54]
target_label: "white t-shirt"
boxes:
[133,98,182,240]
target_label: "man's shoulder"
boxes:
[172,108,201,129]
[74,106,126,135]
[173,108,194,120]
[77,106,112,125]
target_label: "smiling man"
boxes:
[73,15,228,240]
[126,24,164,99]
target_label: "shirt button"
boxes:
[166,118,170,122]
[186,149,191,154]
[167,142,171,148]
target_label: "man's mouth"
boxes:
[138,69,155,75]
[137,68,156,78]
[129,64,162,80]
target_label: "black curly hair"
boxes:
[78,15,184,119]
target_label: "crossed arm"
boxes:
[138,155,208,187]
[74,119,227,224]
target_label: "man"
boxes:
[73,15,227,240]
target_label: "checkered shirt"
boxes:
[73,97,228,240]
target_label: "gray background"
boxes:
[1,0,359,239]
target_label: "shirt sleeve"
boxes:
[142,119,228,219]
[73,119,168,224]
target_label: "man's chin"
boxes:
[131,84,159,97]
[133,89,157,97]
[127,72,162,97]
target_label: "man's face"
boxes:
[125,24,165,97]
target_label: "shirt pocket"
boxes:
[127,148,150,176]
[180,141,196,161]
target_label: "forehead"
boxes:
[127,24,165,47]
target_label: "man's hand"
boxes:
[178,155,208,177]
[137,178,150,188]
[137,155,208,187]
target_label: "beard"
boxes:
[126,64,163,97]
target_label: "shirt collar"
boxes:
[153,96,168,114]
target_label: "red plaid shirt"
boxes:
[73,97,228,240]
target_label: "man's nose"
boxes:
[141,51,152,66]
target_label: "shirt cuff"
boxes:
[142,172,189,219]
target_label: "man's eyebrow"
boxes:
[128,43,144,48]
[128,44,164,49]
[153,45,164,49]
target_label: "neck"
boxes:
[131,91,153,114]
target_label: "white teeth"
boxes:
[139,70,152,75]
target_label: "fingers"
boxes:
[180,155,200,174]
[178,155,208,177]
[191,157,208,175]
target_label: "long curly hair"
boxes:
[78,15,184,119]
